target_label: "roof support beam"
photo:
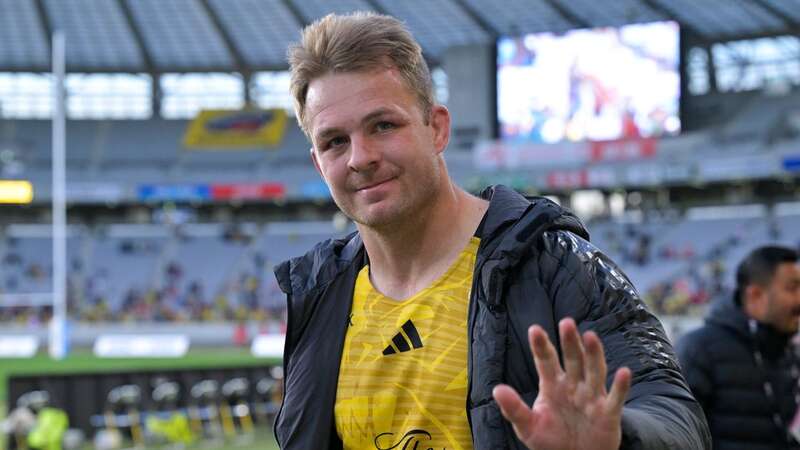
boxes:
[362,0,391,16]
[452,0,499,39]
[117,0,160,115]
[540,0,590,30]
[32,0,52,55]
[117,0,155,73]
[639,0,704,37]
[281,0,309,27]
[751,0,800,31]
[198,0,247,71]
[197,0,251,103]
[360,0,442,66]
[693,29,800,46]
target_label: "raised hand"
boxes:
[492,318,631,450]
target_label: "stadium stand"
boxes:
[1,207,798,325]
[1,118,312,175]
[717,91,800,143]
[591,206,800,316]
[0,220,358,324]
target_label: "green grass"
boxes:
[1,348,281,449]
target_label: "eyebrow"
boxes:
[313,108,399,143]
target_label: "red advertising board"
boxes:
[210,183,286,200]
[589,137,657,162]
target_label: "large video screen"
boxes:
[497,21,680,143]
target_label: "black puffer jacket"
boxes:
[678,297,800,450]
[274,185,710,449]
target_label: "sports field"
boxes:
[1,349,281,449]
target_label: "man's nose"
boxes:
[347,135,380,172]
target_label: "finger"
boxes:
[582,331,607,397]
[559,318,585,385]
[606,367,632,415]
[493,384,536,439]
[529,325,562,385]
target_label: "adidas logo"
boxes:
[382,319,423,356]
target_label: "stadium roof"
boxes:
[0,0,798,73]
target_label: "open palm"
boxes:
[493,318,631,450]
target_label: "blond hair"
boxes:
[288,12,435,136]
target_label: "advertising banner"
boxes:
[138,184,211,202]
[183,108,288,149]
[210,182,286,200]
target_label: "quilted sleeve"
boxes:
[538,230,712,450]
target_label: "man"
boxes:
[679,246,800,449]
[274,12,709,450]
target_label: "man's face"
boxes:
[304,67,449,229]
[761,262,800,334]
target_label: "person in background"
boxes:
[275,12,710,450]
[679,245,800,449]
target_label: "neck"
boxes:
[744,301,762,324]
[744,304,794,338]
[358,181,488,300]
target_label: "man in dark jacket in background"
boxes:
[679,246,800,449]
[275,11,710,450]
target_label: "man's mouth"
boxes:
[356,177,394,192]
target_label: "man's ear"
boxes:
[310,147,324,179]
[744,284,767,319]
[430,105,451,155]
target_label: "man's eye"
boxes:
[375,121,395,132]
[327,136,348,148]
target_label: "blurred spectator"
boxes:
[233,320,249,347]
[26,264,46,281]
[165,261,183,284]
[4,251,21,265]
[678,246,800,449]
[634,232,652,266]
[7,211,792,330]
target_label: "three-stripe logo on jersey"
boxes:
[382,319,423,356]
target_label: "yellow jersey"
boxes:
[334,237,479,450]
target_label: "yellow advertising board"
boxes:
[0,180,33,204]
[183,108,288,149]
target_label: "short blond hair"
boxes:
[288,12,435,136]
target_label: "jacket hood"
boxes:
[274,229,364,298]
[474,185,588,307]
[476,185,587,260]
[706,295,793,356]
[274,184,588,299]
[705,296,749,336]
